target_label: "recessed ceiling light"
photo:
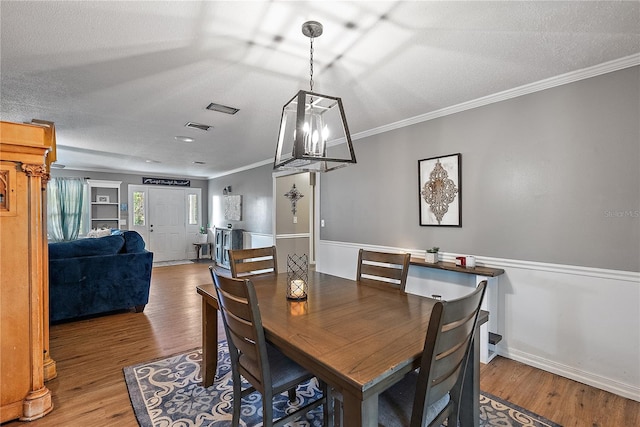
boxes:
[51,163,66,169]
[185,122,213,131]
[174,136,195,143]
[206,102,240,115]
[145,159,161,163]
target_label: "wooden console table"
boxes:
[410,257,504,277]
[410,257,505,363]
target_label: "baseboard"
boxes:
[498,347,640,402]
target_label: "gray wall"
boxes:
[320,66,640,272]
[50,169,209,228]
[207,163,273,233]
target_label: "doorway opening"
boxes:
[273,172,317,272]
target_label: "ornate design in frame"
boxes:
[0,165,16,216]
[418,153,461,227]
[0,170,8,211]
[224,195,242,221]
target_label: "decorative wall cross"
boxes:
[284,184,304,215]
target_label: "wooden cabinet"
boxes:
[214,228,243,269]
[1,120,56,422]
[87,179,121,230]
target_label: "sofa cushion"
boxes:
[49,235,125,260]
[122,230,146,253]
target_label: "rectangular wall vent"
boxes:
[206,102,239,115]
[184,122,212,131]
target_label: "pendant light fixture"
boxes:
[274,21,356,172]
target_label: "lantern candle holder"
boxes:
[286,254,308,300]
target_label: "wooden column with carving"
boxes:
[0,120,56,422]
[32,119,58,382]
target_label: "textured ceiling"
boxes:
[2,1,639,178]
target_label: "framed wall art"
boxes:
[418,153,461,227]
[224,195,242,221]
[96,195,110,203]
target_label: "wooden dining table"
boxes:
[197,271,485,427]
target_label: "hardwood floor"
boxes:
[5,262,637,426]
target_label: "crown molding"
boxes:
[207,158,273,180]
[210,54,640,179]
[352,53,640,142]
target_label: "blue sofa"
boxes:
[49,231,153,322]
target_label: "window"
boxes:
[47,177,86,241]
[188,193,198,225]
[133,191,145,226]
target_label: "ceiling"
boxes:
[2,1,639,179]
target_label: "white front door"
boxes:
[148,188,187,262]
[129,185,203,263]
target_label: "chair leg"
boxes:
[288,387,297,402]
[231,371,242,427]
[263,389,274,427]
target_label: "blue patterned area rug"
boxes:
[123,341,562,427]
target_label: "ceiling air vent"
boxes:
[184,122,213,131]
[206,102,239,115]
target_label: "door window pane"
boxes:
[188,194,198,225]
[133,191,145,226]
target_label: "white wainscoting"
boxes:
[316,240,640,402]
[242,231,275,249]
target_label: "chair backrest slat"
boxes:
[229,246,278,278]
[359,263,406,281]
[436,315,476,357]
[356,249,411,291]
[224,310,259,343]
[233,258,277,275]
[430,339,468,381]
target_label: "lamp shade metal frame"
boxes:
[274,90,356,173]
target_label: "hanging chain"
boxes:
[309,36,314,92]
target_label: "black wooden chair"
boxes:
[209,267,331,427]
[356,248,411,291]
[377,281,487,427]
[228,246,278,278]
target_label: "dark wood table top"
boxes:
[197,270,485,426]
[199,271,438,399]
